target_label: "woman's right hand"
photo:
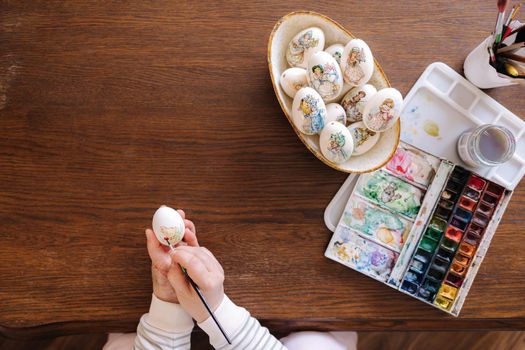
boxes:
[167,245,225,323]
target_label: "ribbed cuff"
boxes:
[198,295,248,347]
[147,294,194,332]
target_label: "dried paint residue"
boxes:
[423,120,440,138]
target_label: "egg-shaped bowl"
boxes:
[268,10,400,173]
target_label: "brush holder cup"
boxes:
[464,35,520,89]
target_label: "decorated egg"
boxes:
[286,27,325,68]
[319,121,354,164]
[307,51,343,102]
[347,121,380,155]
[324,43,344,64]
[340,39,374,87]
[325,103,346,125]
[340,84,377,124]
[279,67,308,98]
[292,87,327,135]
[362,88,403,132]
[152,206,185,246]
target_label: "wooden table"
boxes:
[1,0,525,338]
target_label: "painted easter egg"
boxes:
[152,206,185,246]
[324,43,344,64]
[286,27,325,68]
[319,121,354,164]
[340,39,374,87]
[292,87,327,135]
[340,84,378,124]
[307,51,343,102]
[347,121,380,156]
[279,67,308,98]
[325,103,347,125]
[362,87,403,132]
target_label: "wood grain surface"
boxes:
[1,0,525,338]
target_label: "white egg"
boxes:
[347,121,380,155]
[307,51,343,102]
[324,43,345,64]
[152,206,185,246]
[286,27,325,68]
[325,103,346,125]
[292,87,327,135]
[319,121,354,164]
[279,67,308,98]
[362,87,403,132]
[340,39,374,87]
[340,84,378,124]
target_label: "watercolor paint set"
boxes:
[324,62,525,316]
[325,142,512,315]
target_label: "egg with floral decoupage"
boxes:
[362,87,403,132]
[286,27,325,68]
[324,43,344,64]
[347,121,380,156]
[340,84,377,124]
[340,39,374,87]
[280,67,308,98]
[307,51,343,102]
[292,87,327,135]
[320,121,354,164]
[152,206,185,246]
[325,103,346,125]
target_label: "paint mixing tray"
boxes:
[401,62,525,190]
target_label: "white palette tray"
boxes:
[401,62,525,190]
[325,62,525,232]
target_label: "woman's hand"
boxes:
[167,246,225,323]
[146,209,198,303]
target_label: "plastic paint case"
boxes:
[325,140,512,317]
[397,165,508,311]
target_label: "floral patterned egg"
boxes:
[320,121,354,164]
[325,103,346,125]
[286,27,325,68]
[307,51,343,102]
[279,67,308,98]
[324,43,344,64]
[340,84,377,124]
[362,88,403,132]
[347,121,380,155]
[152,206,185,246]
[340,39,374,87]
[292,87,327,135]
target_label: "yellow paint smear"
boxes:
[423,120,440,138]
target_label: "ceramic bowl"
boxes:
[268,11,400,173]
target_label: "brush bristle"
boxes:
[498,0,508,10]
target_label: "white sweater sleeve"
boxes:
[134,294,195,350]
[198,295,287,350]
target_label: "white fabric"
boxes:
[103,294,358,350]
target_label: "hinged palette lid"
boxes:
[400,62,525,190]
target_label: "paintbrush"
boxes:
[502,3,521,40]
[497,41,525,53]
[494,0,509,45]
[500,52,525,62]
[507,23,525,37]
[164,238,232,345]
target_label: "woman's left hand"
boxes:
[145,209,198,303]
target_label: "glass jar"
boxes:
[457,124,515,167]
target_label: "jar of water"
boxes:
[457,125,516,167]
